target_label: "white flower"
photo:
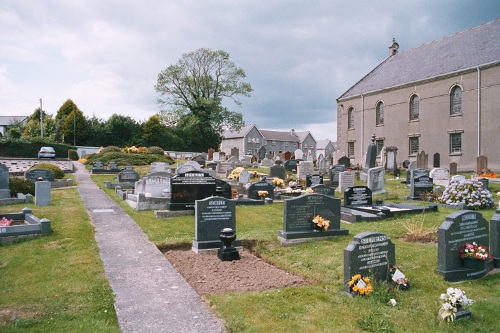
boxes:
[389,299,397,307]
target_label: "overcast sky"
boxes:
[1,1,498,142]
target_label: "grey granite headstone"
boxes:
[93,161,104,170]
[134,172,172,197]
[247,181,274,200]
[294,149,304,160]
[318,154,326,174]
[260,158,274,167]
[491,209,500,268]
[476,178,489,190]
[35,181,51,206]
[416,150,428,169]
[344,231,395,292]
[258,146,266,161]
[329,164,345,190]
[177,161,203,174]
[337,171,355,193]
[364,134,377,169]
[437,210,492,281]
[238,169,250,185]
[297,161,314,181]
[118,167,140,183]
[269,163,286,180]
[451,175,465,182]
[430,168,449,187]
[24,169,55,182]
[409,169,433,200]
[150,162,169,172]
[311,184,334,197]
[192,196,241,252]
[476,155,488,175]
[0,164,10,199]
[306,174,323,187]
[278,193,348,244]
[367,166,385,194]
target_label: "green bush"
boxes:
[9,177,35,197]
[29,163,65,179]
[100,146,122,154]
[84,151,174,166]
[68,149,79,160]
[0,140,73,158]
[147,146,165,155]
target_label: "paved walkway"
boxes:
[73,162,222,333]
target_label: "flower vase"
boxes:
[463,258,485,270]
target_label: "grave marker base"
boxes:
[278,229,348,245]
[192,239,242,253]
[436,260,493,282]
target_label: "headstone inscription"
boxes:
[344,186,372,207]
[169,171,217,211]
[337,171,355,193]
[278,193,348,244]
[416,150,428,169]
[247,181,274,200]
[35,181,51,206]
[306,174,323,187]
[0,164,10,199]
[338,156,351,168]
[409,169,433,200]
[117,167,140,183]
[269,163,286,180]
[150,162,169,173]
[344,231,395,292]
[192,197,241,252]
[384,146,397,170]
[490,209,500,268]
[134,172,172,197]
[367,166,385,194]
[437,210,492,281]
[24,169,55,182]
[329,164,345,190]
[311,184,334,197]
[430,168,449,187]
[284,159,299,173]
[297,161,314,181]
[238,169,250,184]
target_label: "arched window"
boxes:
[348,107,354,129]
[450,86,462,115]
[409,95,419,120]
[376,102,384,125]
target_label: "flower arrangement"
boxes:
[304,188,314,194]
[479,168,497,178]
[258,190,268,198]
[460,242,492,260]
[437,178,493,210]
[0,217,14,227]
[312,215,330,231]
[288,181,298,188]
[227,167,245,180]
[347,274,373,296]
[389,266,410,290]
[438,288,474,322]
[272,177,285,187]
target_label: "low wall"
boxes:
[0,207,51,239]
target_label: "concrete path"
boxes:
[73,161,222,333]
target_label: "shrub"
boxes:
[437,178,494,209]
[9,177,35,197]
[29,163,65,179]
[68,149,79,160]
[84,151,174,166]
[147,146,165,155]
[100,146,122,154]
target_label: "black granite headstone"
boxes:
[344,231,395,292]
[24,169,55,182]
[409,169,433,199]
[338,156,351,168]
[306,174,323,187]
[258,146,266,161]
[247,181,274,200]
[169,171,217,210]
[437,210,492,281]
[311,184,334,197]
[433,152,440,168]
[329,164,345,190]
[344,186,372,207]
[269,163,286,180]
[278,193,348,243]
[215,179,233,199]
[477,178,489,190]
[364,134,377,169]
[284,159,299,173]
[192,196,241,251]
[117,167,139,183]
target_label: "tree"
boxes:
[55,99,80,142]
[60,110,89,146]
[102,114,142,147]
[23,107,56,141]
[155,48,251,150]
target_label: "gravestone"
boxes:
[278,193,348,244]
[269,163,286,180]
[213,152,220,161]
[490,209,500,268]
[337,171,355,193]
[409,169,433,200]
[318,154,326,174]
[344,186,372,207]
[437,210,492,281]
[215,179,232,199]
[169,171,218,211]
[247,181,274,200]
[338,156,351,168]
[150,162,169,173]
[367,166,385,194]
[344,231,395,292]
[192,196,241,252]
[477,178,489,190]
[329,164,345,190]
[284,151,291,160]
[107,161,119,171]
[227,155,239,164]
[476,155,488,175]
[238,169,250,185]
[294,149,304,160]
[134,172,172,197]
[230,147,239,158]
[433,152,440,168]
[260,157,274,167]
[364,134,377,169]
[216,162,234,178]
[35,181,51,206]
[92,161,104,173]
[24,169,55,182]
[117,167,140,183]
[0,164,10,199]
[306,174,323,187]
[311,184,334,197]
[297,161,314,181]
[402,160,410,169]
[451,175,466,183]
[284,159,299,173]
[192,155,206,167]
[406,161,416,184]
[177,161,203,174]
[207,148,214,160]
[416,150,428,169]
[449,162,457,175]
[258,146,266,161]
[430,168,449,187]
[384,146,397,170]
[306,150,313,162]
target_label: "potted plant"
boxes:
[460,242,492,269]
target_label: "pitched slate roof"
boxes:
[0,116,29,126]
[259,129,300,142]
[338,19,500,100]
[222,124,258,139]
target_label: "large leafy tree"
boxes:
[23,107,56,141]
[60,109,89,145]
[55,99,80,142]
[102,114,142,146]
[155,48,252,151]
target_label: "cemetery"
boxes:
[2,151,500,332]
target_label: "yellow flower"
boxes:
[353,285,359,292]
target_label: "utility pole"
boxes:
[73,111,76,146]
[39,98,43,139]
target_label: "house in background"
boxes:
[0,116,29,137]
[221,124,318,159]
[336,19,500,171]
[316,139,336,161]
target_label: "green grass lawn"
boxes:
[1,171,499,333]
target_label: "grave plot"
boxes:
[0,208,51,240]
[341,186,437,223]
